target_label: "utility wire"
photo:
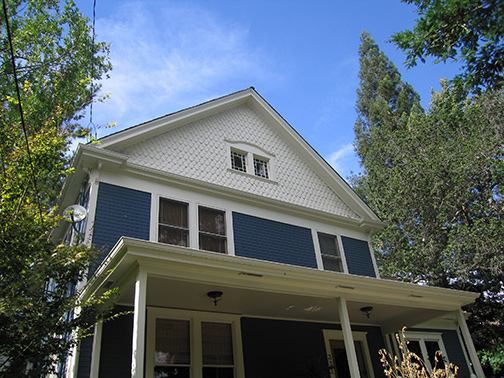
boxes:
[89,0,97,140]
[2,0,43,221]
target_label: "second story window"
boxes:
[159,198,189,247]
[199,206,227,253]
[318,232,343,272]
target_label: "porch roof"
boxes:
[84,237,478,334]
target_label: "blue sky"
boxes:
[75,0,461,178]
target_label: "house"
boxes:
[56,88,484,378]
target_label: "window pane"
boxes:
[202,322,234,365]
[406,340,424,364]
[160,199,188,228]
[231,151,246,172]
[159,225,189,247]
[253,158,269,178]
[199,207,226,235]
[425,341,445,369]
[156,319,190,364]
[322,255,343,272]
[155,366,190,378]
[200,234,227,253]
[203,367,234,378]
[319,233,340,257]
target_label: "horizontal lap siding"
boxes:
[76,335,93,378]
[92,183,151,268]
[341,236,376,277]
[410,328,471,378]
[232,212,317,268]
[240,317,386,378]
[99,306,134,378]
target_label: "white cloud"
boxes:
[91,1,277,135]
[327,143,360,177]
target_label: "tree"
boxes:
[353,32,504,376]
[353,31,423,206]
[0,0,114,376]
[390,0,504,92]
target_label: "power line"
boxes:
[89,0,97,140]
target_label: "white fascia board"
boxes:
[97,88,254,151]
[83,237,478,312]
[247,91,382,226]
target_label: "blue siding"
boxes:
[411,328,472,378]
[442,330,471,378]
[341,236,376,277]
[76,335,93,378]
[233,212,317,268]
[99,306,134,378]
[241,317,386,378]
[92,183,151,265]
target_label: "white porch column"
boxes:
[336,297,361,378]
[131,269,147,378]
[90,322,103,378]
[456,309,485,378]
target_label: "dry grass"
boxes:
[379,328,459,378]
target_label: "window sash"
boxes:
[153,315,236,378]
[253,157,269,178]
[202,322,234,365]
[318,233,343,272]
[159,198,189,246]
[231,151,247,172]
[155,319,191,365]
[199,207,227,253]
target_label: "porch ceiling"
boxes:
[87,237,478,334]
[117,276,448,333]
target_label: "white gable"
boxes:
[116,103,359,220]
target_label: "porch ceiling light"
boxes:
[360,306,373,318]
[207,291,223,306]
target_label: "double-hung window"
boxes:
[199,206,227,253]
[318,232,344,272]
[159,198,189,247]
[149,309,240,378]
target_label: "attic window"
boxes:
[227,141,275,181]
[253,157,269,178]
[231,150,247,172]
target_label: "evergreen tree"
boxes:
[353,31,422,209]
[353,32,504,376]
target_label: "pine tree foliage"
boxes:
[353,31,504,376]
[0,1,115,376]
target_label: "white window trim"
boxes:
[197,203,229,254]
[153,195,234,255]
[146,307,244,378]
[399,331,450,371]
[227,141,276,181]
[312,230,348,273]
[322,329,375,378]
